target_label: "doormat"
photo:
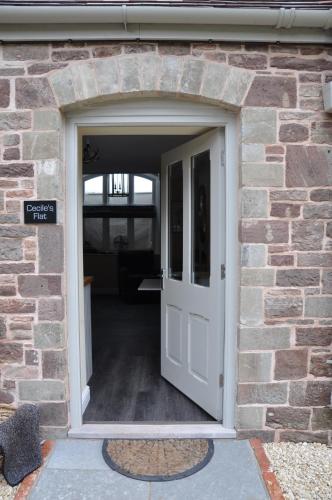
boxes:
[102,438,214,481]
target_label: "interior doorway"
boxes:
[80,129,224,423]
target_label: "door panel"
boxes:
[161,129,225,420]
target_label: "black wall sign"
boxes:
[24,201,57,224]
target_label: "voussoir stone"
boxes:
[16,78,56,108]
[201,62,230,100]
[180,59,205,95]
[160,56,184,93]
[245,76,297,108]
[222,66,253,105]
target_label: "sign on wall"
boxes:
[24,201,57,224]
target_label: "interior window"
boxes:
[84,176,103,205]
[134,175,153,205]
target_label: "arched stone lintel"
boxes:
[48,54,254,112]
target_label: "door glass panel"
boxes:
[168,161,183,281]
[191,150,210,287]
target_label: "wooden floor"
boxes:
[83,296,214,422]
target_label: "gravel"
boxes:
[264,442,332,500]
[0,473,18,500]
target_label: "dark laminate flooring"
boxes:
[83,296,214,422]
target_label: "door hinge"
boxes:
[219,374,224,387]
[220,264,225,280]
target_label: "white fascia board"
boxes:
[323,82,332,113]
[0,6,331,42]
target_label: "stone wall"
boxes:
[0,41,331,441]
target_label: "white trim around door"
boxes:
[65,98,238,439]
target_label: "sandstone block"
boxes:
[23,131,60,160]
[311,408,332,431]
[0,342,23,362]
[0,263,34,274]
[25,349,39,366]
[0,112,31,131]
[241,244,266,267]
[3,44,49,61]
[310,354,332,377]
[291,221,324,251]
[118,57,141,93]
[270,203,300,218]
[0,163,33,177]
[240,287,263,327]
[52,49,89,62]
[305,297,332,318]
[296,327,332,346]
[310,189,332,202]
[0,67,24,77]
[245,76,296,108]
[229,54,267,70]
[0,238,22,261]
[36,158,63,199]
[299,253,332,267]
[237,430,275,442]
[3,134,20,147]
[271,57,332,72]
[274,349,308,380]
[28,63,67,75]
[240,221,288,244]
[18,275,61,297]
[289,381,332,406]
[241,268,274,286]
[279,431,328,444]
[269,254,294,266]
[242,164,284,187]
[311,121,332,144]
[279,123,308,142]
[241,189,268,218]
[303,203,332,219]
[3,148,20,161]
[276,269,320,287]
[34,322,64,349]
[242,108,276,144]
[39,402,68,426]
[241,144,265,162]
[71,62,98,101]
[38,298,64,321]
[0,390,14,404]
[158,43,190,55]
[286,145,332,187]
[265,295,303,318]
[266,407,310,430]
[19,380,65,401]
[42,350,66,380]
[239,327,290,351]
[238,383,287,404]
[92,45,121,58]
[237,407,264,430]
[38,225,64,273]
[0,80,10,108]
[322,270,332,294]
[33,110,61,131]
[0,317,6,338]
[239,352,272,382]
[16,78,56,109]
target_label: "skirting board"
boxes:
[81,385,90,414]
[68,423,236,439]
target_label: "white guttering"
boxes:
[0,6,331,42]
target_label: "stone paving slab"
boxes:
[28,439,268,500]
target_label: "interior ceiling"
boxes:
[83,135,196,174]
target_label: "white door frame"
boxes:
[65,99,238,439]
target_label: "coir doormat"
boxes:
[102,438,214,481]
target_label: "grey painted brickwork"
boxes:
[0,40,331,443]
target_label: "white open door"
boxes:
[161,129,225,420]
